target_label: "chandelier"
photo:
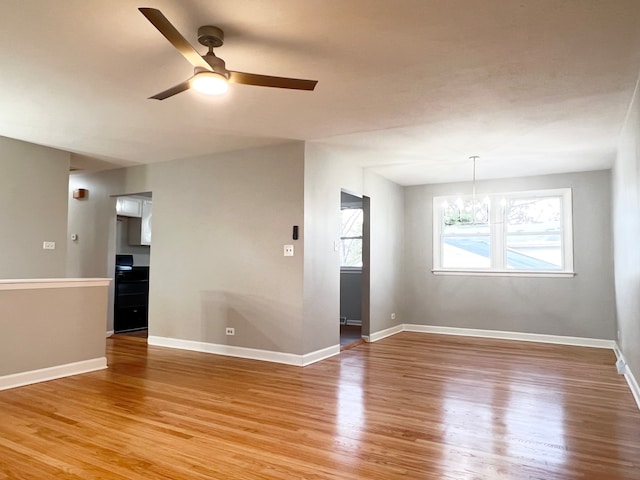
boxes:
[442,156,490,226]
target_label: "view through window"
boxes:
[434,188,573,274]
[340,207,363,267]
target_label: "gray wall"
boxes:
[364,171,405,333]
[404,170,616,339]
[303,144,364,352]
[612,81,640,380]
[69,143,306,350]
[67,165,151,278]
[148,142,306,354]
[0,284,108,376]
[0,136,70,278]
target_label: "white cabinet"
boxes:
[128,200,152,246]
[116,197,142,217]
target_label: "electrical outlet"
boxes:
[225,327,235,336]
[616,358,626,375]
[43,241,56,250]
[391,313,396,320]
[284,245,294,256]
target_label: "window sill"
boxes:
[341,267,363,273]
[431,269,576,278]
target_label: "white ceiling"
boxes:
[1,0,640,185]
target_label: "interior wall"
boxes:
[69,143,306,348]
[67,165,151,331]
[612,78,640,381]
[0,136,70,279]
[0,284,108,377]
[67,165,151,277]
[303,143,363,353]
[148,142,306,354]
[363,171,405,333]
[404,170,616,339]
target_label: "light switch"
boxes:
[284,245,294,256]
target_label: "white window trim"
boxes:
[432,188,575,277]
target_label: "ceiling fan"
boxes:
[138,7,318,100]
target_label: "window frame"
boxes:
[432,188,574,277]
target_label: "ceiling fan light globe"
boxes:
[191,72,228,95]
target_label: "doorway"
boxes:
[113,192,152,338]
[339,191,369,348]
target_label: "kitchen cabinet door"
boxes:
[128,200,152,246]
[116,197,142,217]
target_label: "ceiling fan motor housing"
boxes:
[198,25,224,48]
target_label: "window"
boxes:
[433,188,573,276]
[340,207,363,267]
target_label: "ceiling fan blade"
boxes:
[139,8,212,72]
[228,71,317,91]
[149,79,191,100]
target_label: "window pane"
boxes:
[506,234,562,270]
[507,197,561,233]
[341,209,363,237]
[341,208,363,267]
[442,236,491,269]
[444,222,490,235]
[442,198,490,235]
[434,189,571,273]
[341,238,362,267]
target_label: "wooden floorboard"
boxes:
[0,332,639,479]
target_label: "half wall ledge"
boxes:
[0,277,111,390]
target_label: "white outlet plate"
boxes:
[284,245,294,256]
[391,313,396,320]
[43,241,56,250]
[225,327,235,336]
[616,358,626,374]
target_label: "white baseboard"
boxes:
[365,324,403,343]
[148,336,339,367]
[624,365,640,411]
[402,324,617,349]
[0,357,108,391]
[613,348,640,411]
[106,330,114,337]
[302,344,341,366]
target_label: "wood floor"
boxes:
[0,333,639,479]
[340,324,363,349]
